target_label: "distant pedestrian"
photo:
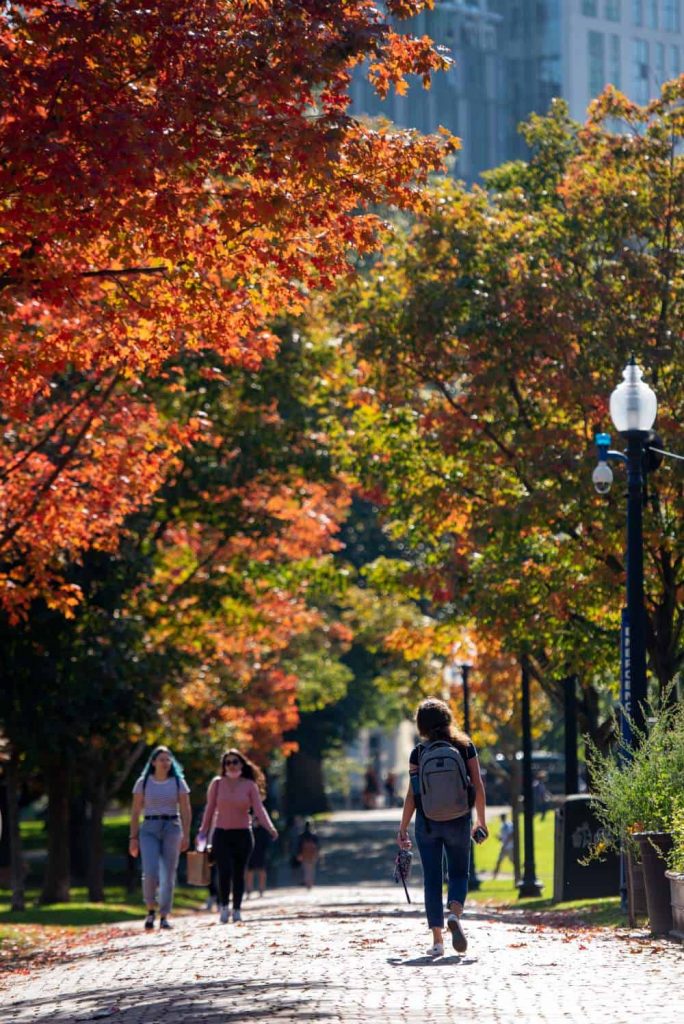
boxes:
[129,745,191,931]
[246,820,271,897]
[397,697,488,957]
[492,813,514,879]
[362,765,380,809]
[532,772,550,820]
[295,819,320,889]
[196,749,278,924]
[384,770,397,808]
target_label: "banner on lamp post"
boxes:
[620,607,633,751]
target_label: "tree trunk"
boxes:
[69,794,88,883]
[285,751,329,817]
[578,680,616,789]
[87,780,107,903]
[41,764,71,904]
[6,754,25,912]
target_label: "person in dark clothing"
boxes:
[246,820,271,897]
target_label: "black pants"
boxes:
[212,828,254,910]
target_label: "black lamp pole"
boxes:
[625,432,648,738]
[460,662,471,737]
[518,655,543,898]
[459,663,481,891]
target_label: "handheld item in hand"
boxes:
[186,850,211,887]
[393,848,413,903]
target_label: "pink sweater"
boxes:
[200,776,275,833]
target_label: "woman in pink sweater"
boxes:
[197,749,278,924]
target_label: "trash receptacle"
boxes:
[553,794,620,902]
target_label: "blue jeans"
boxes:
[415,813,471,928]
[139,818,182,916]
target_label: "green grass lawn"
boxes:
[464,813,625,926]
[0,884,206,928]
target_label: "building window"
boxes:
[654,41,665,84]
[610,34,622,87]
[671,44,681,76]
[632,38,650,102]
[605,0,622,20]
[632,0,643,25]
[664,1,681,31]
[589,31,606,96]
[583,0,598,13]
[646,0,658,27]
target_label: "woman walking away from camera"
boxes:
[397,697,488,957]
[197,749,278,924]
[295,819,320,890]
[129,745,191,931]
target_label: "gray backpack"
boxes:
[418,741,472,821]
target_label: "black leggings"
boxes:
[212,828,254,910]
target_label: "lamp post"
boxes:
[443,657,481,891]
[593,358,658,739]
[459,662,472,737]
[518,655,543,897]
[458,662,481,891]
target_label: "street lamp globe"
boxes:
[609,359,657,435]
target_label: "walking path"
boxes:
[2,808,683,1023]
[3,884,683,1024]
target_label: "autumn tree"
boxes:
[0,0,454,614]
[331,85,684,756]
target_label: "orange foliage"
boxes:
[0,1,454,612]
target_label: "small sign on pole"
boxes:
[620,607,632,749]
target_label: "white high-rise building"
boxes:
[493,1,684,159]
[350,1,684,181]
[350,2,507,182]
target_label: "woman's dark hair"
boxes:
[415,697,470,748]
[221,748,266,796]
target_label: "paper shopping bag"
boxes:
[186,850,210,886]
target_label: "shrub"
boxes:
[587,698,684,860]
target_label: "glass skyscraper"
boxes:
[350,1,683,182]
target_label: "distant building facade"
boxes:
[350,1,684,181]
[350,2,506,182]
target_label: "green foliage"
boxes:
[284,651,354,714]
[669,801,684,873]
[588,700,684,857]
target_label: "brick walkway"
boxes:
[2,885,683,1024]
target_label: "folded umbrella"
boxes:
[393,848,413,903]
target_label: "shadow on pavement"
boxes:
[387,955,479,967]
[6,978,341,1024]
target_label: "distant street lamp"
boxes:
[458,662,481,891]
[593,358,659,739]
[518,655,543,897]
[443,657,480,891]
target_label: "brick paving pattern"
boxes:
[2,885,683,1024]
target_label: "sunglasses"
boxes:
[225,759,242,768]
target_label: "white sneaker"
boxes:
[232,909,242,923]
[427,943,444,957]
[219,905,230,924]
